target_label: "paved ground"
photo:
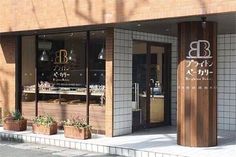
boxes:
[1,126,236,157]
[0,141,122,157]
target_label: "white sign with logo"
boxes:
[187,40,212,59]
[185,40,213,81]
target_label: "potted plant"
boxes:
[3,111,27,131]
[32,115,57,135]
[63,116,91,140]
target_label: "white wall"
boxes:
[113,29,177,136]
[113,30,236,136]
[217,34,236,131]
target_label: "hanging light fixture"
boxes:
[98,47,105,60]
[98,38,105,60]
[67,33,77,63]
[68,49,77,63]
[201,17,207,29]
[40,50,49,61]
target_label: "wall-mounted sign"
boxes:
[54,49,69,64]
[53,49,70,82]
[185,40,213,81]
[187,40,212,59]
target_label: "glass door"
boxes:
[148,44,165,124]
[132,41,171,129]
[132,41,148,128]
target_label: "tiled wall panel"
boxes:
[217,34,236,131]
[113,29,177,136]
[113,29,133,136]
[113,30,236,135]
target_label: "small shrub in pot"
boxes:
[63,116,91,140]
[32,115,57,135]
[3,111,27,131]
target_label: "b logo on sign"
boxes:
[54,49,69,64]
[187,40,212,59]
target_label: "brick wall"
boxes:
[1,0,236,33]
[0,36,16,117]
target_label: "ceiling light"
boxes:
[68,49,77,63]
[98,47,105,60]
[201,17,207,29]
[40,50,49,62]
[137,24,141,27]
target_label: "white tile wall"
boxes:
[113,29,177,136]
[113,30,236,134]
[217,34,236,131]
[113,29,133,136]
[132,31,178,126]
[114,29,236,136]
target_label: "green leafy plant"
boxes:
[3,110,24,122]
[63,116,91,129]
[12,111,24,120]
[33,115,56,127]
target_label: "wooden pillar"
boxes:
[105,29,114,136]
[177,21,217,147]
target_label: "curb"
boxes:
[0,131,188,157]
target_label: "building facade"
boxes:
[0,0,236,147]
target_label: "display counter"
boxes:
[23,89,104,96]
[22,86,105,134]
[139,94,164,124]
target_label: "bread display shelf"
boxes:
[23,90,104,96]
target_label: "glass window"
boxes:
[37,32,87,121]
[21,31,106,134]
[89,31,106,134]
[21,36,36,120]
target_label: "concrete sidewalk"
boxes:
[0,126,236,157]
[0,141,122,157]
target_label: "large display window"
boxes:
[21,31,106,134]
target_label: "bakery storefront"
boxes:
[19,29,173,136]
[21,31,106,134]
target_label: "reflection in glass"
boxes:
[89,31,106,134]
[21,31,106,134]
[21,36,36,120]
[37,32,87,121]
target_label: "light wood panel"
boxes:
[22,102,105,134]
[105,29,114,136]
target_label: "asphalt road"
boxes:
[0,140,122,157]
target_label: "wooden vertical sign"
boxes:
[177,21,217,147]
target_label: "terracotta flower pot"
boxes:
[64,126,91,140]
[32,123,57,135]
[3,119,27,131]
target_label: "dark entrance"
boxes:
[132,40,171,130]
